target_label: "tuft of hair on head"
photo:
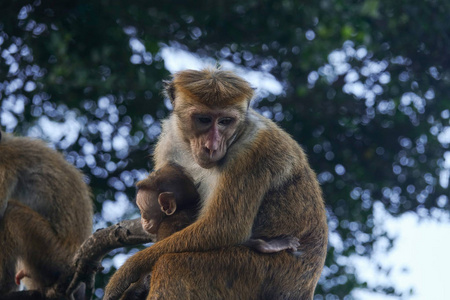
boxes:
[166,67,254,107]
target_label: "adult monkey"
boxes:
[0,131,93,298]
[105,68,328,300]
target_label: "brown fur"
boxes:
[105,68,327,300]
[0,131,93,297]
[165,68,254,108]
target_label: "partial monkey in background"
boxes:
[0,131,93,299]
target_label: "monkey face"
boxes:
[136,189,165,234]
[183,107,243,169]
[165,68,252,169]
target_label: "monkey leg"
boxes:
[148,246,315,300]
[15,269,29,285]
[0,201,72,291]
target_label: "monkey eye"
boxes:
[197,116,212,124]
[218,118,234,126]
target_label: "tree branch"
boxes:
[65,218,155,299]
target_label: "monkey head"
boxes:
[164,69,254,168]
[135,164,199,234]
[136,187,177,234]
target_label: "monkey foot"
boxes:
[15,269,30,285]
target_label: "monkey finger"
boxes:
[287,237,301,251]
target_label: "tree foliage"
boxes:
[1,0,449,298]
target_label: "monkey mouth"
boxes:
[196,155,219,169]
[195,149,225,168]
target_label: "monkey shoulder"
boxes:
[230,111,305,176]
[1,133,91,204]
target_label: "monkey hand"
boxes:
[103,260,143,300]
[285,236,300,252]
[246,236,301,254]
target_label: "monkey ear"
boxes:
[163,80,176,105]
[247,87,256,109]
[158,192,177,215]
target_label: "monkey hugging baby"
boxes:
[105,68,328,300]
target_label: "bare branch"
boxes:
[64,218,155,299]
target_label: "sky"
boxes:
[353,206,450,300]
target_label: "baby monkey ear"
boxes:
[158,192,177,215]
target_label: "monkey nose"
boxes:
[204,139,219,152]
[203,146,216,159]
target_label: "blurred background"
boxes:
[0,1,449,299]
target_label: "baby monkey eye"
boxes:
[219,118,234,126]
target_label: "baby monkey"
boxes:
[136,163,300,252]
